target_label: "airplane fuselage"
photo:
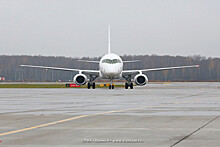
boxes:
[99,53,123,79]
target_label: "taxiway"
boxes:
[0,82,220,146]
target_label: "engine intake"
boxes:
[73,74,88,85]
[134,74,148,85]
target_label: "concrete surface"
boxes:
[0,82,220,147]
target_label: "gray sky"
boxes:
[0,0,219,58]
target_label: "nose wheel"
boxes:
[109,84,114,89]
[108,78,115,89]
[125,82,133,89]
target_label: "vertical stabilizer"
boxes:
[108,25,111,54]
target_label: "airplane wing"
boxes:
[20,65,100,76]
[122,65,199,75]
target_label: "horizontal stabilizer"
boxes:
[123,60,141,63]
[77,60,99,63]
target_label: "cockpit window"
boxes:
[102,59,121,64]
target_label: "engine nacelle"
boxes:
[134,74,148,86]
[73,74,88,85]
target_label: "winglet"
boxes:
[108,25,111,54]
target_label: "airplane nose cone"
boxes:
[107,68,117,73]
[105,67,118,77]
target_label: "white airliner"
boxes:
[21,26,199,89]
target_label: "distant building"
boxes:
[0,77,5,81]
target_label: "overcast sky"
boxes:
[0,0,219,58]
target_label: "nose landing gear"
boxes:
[109,84,114,89]
[108,78,115,89]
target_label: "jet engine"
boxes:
[134,74,148,85]
[73,74,88,85]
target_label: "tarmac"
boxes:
[0,82,220,147]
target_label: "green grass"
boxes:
[0,84,67,88]
[0,84,125,88]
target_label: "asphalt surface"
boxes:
[0,82,220,147]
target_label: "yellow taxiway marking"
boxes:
[0,96,219,137]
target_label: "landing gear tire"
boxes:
[125,83,128,89]
[92,82,95,89]
[130,83,133,89]
[125,82,133,89]
[109,84,114,89]
[88,83,91,89]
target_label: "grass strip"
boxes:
[0,84,125,88]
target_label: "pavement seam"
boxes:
[170,115,220,147]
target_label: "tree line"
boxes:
[0,55,219,82]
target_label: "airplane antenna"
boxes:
[108,25,111,54]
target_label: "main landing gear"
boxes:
[87,75,98,89]
[123,75,133,89]
[125,82,133,89]
[87,82,95,89]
